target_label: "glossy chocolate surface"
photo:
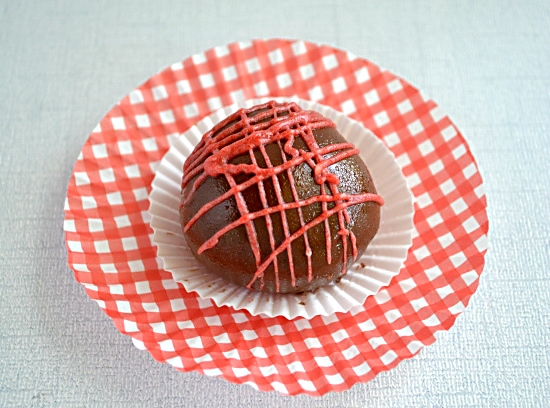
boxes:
[180,102,382,293]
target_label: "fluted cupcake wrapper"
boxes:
[149,97,415,320]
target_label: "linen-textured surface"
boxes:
[1,1,548,406]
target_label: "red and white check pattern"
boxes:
[64,39,488,396]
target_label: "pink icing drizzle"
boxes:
[181,101,384,292]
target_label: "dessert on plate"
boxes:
[179,101,383,294]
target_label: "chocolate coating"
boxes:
[180,102,381,294]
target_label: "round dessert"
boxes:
[179,101,383,294]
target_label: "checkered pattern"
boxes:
[64,39,488,396]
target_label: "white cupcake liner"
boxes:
[149,97,414,319]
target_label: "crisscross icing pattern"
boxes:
[181,101,383,292]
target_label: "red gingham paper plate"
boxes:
[64,39,489,396]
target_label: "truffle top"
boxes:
[181,101,383,292]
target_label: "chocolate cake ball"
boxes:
[179,101,383,294]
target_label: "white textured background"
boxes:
[1,1,549,406]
